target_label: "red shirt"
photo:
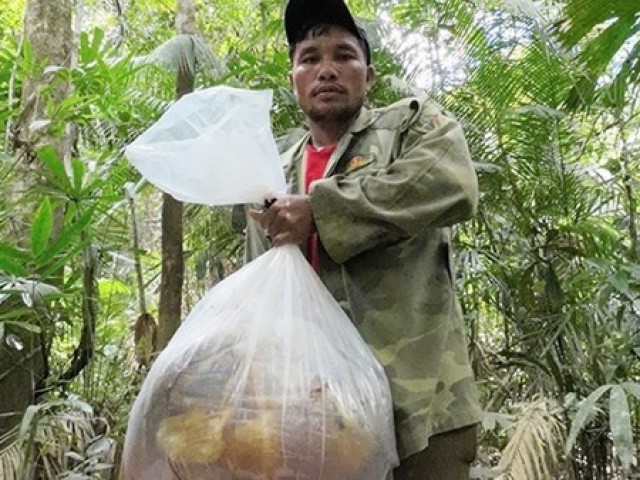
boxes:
[304,142,336,272]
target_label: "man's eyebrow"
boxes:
[297,45,318,57]
[335,42,359,52]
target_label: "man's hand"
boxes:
[249,195,315,247]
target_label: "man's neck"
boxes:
[307,119,354,148]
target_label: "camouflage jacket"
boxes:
[242,96,482,459]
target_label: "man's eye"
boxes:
[301,56,317,64]
[337,52,356,61]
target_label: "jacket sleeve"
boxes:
[309,105,478,265]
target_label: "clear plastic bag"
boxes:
[122,86,398,479]
[124,86,287,205]
[121,245,398,479]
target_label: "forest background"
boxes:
[0,0,638,478]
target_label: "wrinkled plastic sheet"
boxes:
[125,86,286,206]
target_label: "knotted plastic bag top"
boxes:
[124,86,287,205]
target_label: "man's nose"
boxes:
[317,59,338,80]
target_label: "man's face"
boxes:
[289,26,373,124]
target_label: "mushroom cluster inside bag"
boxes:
[121,86,398,479]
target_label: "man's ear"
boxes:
[289,71,298,98]
[366,66,375,92]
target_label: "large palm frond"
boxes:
[554,0,640,109]
[133,34,225,78]
[0,398,115,480]
[496,398,566,480]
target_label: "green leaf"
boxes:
[79,28,105,64]
[239,52,258,64]
[71,157,85,192]
[18,404,40,441]
[37,206,95,267]
[98,278,131,297]
[3,320,41,334]
[30,197,54,258]
[0,308,35,321]
[556,0,640,108]
[40,237,92,280]
[68,397,93,416]
[0,242,29,276]
[37,146,71,191]
[20,39,34,71]
[621,382,640,401]
[565,385,611,455]
[609,385,633,471]
[54,94,85,119]
[263,62,285,76]
[90,28,105,57]
[79,31,93,63]
[609,271,630,294]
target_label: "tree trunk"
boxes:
[156,0,196,350]
[157,194,185,349]
[0,0,74,442]
[12,0,74,192]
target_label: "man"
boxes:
[243,0,482,478]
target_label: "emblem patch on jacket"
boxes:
[345,155,373,174]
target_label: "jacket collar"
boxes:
[349,104,375,133]
[281,105,376,185]
[281,107,375,168]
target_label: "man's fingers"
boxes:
[249,207,273,227]
[271,232,293,247]
[248,195,312,246]
[249,208,275,242]
[248,208,263,221]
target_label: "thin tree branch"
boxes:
[4,32,25,159]
[57,243,97,386]
[112,0,128,49]
[128,190,147,315]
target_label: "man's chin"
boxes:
[306,106,359,124]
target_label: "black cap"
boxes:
[285,0,371,64]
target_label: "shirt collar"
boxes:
[281,105,373,166]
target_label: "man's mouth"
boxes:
[313,85,345,96]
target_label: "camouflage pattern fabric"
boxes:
[241,96,482,459]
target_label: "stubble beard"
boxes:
[304,98,364,125]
